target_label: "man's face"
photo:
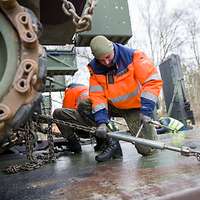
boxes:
[97,51,114,67]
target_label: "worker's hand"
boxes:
[95,123,108,138]
[140,113,152,124]
[52,123,61,137]
[77,98,92,115]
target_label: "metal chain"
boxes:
[4,120,56,174]
[42,76,56,161]
[62,0,96,33]
[4,77,96,174]
[48,78,53,115]
[25,122,35,162]
[36,114,96,134]
[46,119,56,162]
[4,115,96,174]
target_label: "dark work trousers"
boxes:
[108,105,158,156]
[53,105,158,156]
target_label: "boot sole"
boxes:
[95,153,123,162]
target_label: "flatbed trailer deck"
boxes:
[1,130,200,200]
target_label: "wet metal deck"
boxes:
[1,130,200,200]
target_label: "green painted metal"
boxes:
[77,0,132,46]
[46,49,78,76]
[18,0,132,46]
[0,11,19,100]
[18,0,87,45]
[45,76,66,92]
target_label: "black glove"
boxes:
[77,98,92,115]
[95,123,108,138]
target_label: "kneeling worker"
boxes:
[88,35,163,162]
[53,83,89,154]
[53,82,105,154]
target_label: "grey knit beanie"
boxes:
[90,35,113,59]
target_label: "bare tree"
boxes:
[183,13,200,68]
[135,0,158,63]
[139,1,155,62]
[131,0,200,124]
[135,0,185,65]
[157,10,185,63]
[180,3,200,125]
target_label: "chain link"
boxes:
[25,122,35,162]
[4,119,56,174]
[62,0,96,33]
[36,114,96,134]
[4,114,96,174]
[46,118,56,162]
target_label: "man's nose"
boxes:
[105,59,110,65]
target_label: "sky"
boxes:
[128,0,192,23]
[127,0,193,40]
[127,0,196,60]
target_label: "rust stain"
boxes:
[50,159,200,200]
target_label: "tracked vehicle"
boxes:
[0,0,131,149]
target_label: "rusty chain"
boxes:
[4,120,56,174]
[62,0,96,33]
[46,119,56,161]
[25,122,35,162]
[36,114,96,134]
[45,78,56,161]
[4,115,96,174]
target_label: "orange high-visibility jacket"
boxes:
[88,44,163,116]
[62,84,89,109]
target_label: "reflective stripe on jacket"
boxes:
[160,117,184,131]
[62,84,89,109]
[88,43,163,114]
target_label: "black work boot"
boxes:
[95,138,122,162]
[66,135,82,154]
[94,137,107,152]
